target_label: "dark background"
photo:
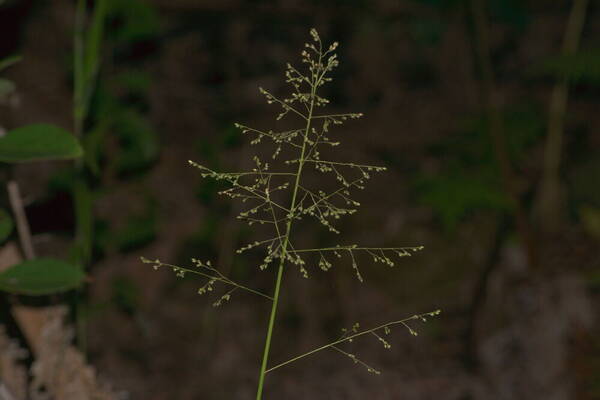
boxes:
[1,0,599,398]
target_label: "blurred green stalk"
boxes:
[72,0,107,353]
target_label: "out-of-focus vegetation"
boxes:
[0,55,84,297]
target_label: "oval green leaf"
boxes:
[0,124,83,163]
[0,258,85,295]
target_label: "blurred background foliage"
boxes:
[0,0,599,399]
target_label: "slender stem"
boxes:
[7,180,35,260]
[255,65,318,400]
[299,159,384,169]
[330,345,380,374]
[141,259,273,300]
[220,171,297,177]
[312,113,361,119]
[72,0,109,355]
[259,88,307,120]
[255,260,285,399]
[265,311,438,374]
[73,0,87,356]
[537,0,588,233]
[189,162,292,214]
[73,0,85,139]
[289,246,423,253]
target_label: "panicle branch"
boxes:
[265,309,442,374]
[288,245,425,281]
[140,257,273,302]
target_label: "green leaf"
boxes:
[0,124,83,162]
[0,208,14,243]
[0,258,85,295]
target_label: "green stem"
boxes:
[73,0,85,139]
[255,75,317,400]
[73,0,88,355]
[255,260,285,399]
[72,0,108,354]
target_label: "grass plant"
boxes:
[143,28,439,399]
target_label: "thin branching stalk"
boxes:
[140,257,273,301]
[265,310,441,375]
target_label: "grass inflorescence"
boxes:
[143,28,440,399]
